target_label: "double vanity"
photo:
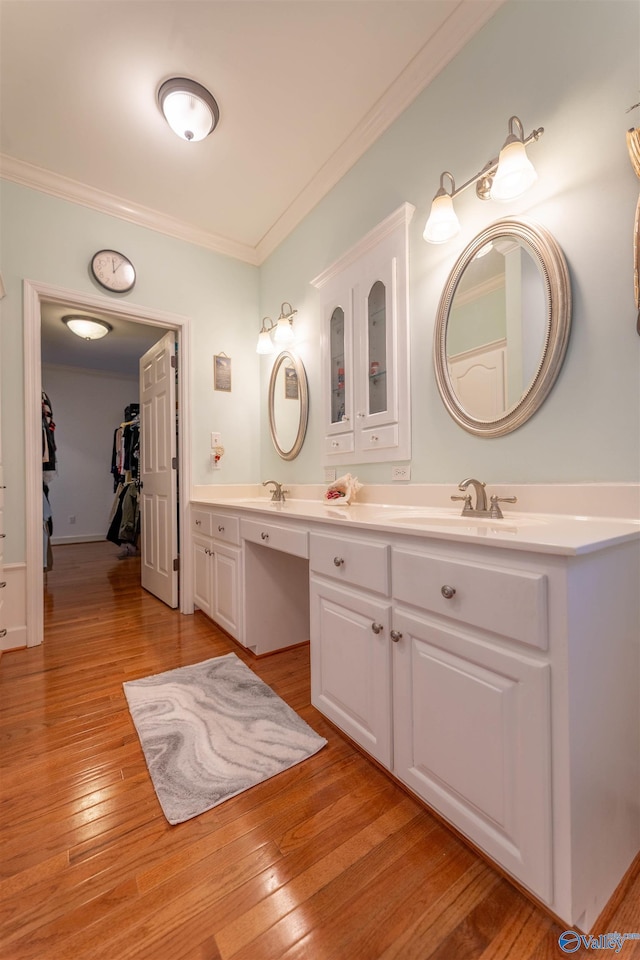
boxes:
[189,488,640,932]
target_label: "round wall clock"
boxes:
[90,249,136,293]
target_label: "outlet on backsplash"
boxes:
[324,468,336,483]
[392,465,411,482]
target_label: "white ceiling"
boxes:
[0,0,503,266]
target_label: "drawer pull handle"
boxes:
[195,519,201,526]
[260,532,269,541]
[390,630,402,643]
[333,556,344,567]
[370,435,378,442]
[0,582,5,588]
[0,629,6,638]
[441,584,456,600]
[371,622,384,634]
[0,533,5,539]
[218,525,225,533]
[331,441,339,448]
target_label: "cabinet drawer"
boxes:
[192,508,213,537]
[240,518,308,558]
[325,433,354,456]
[209,512,240,546]
[360,422,398,451]
[310,532,389,595]
[392,548,547,650]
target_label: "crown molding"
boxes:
[0,154,260,266]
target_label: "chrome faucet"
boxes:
[262,479,288,502]
[453,478,488,515]
[451,477,517,519]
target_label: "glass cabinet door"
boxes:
[330,306,346,425]
[367,280,387,416]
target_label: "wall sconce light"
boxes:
[63,315,112,340]
[158,77,220,142]
[423,116,544,244]
[256,302,297,354]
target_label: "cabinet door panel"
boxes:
[212,544,241,638]
[323,293,354,438]
[310,577,392,767]
[192,536,212,616]
[393,607,552,903]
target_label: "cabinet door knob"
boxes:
[195,519,201,526]
[218,525,224,532]
[0,582,6,588]
[333,556,344,567]
[441,584,456,600]
[331,441,339,448]
[0,629,6,638]
[370,435,378,443]
[341,415,350,423]
[390,629,402,643]
[260,532,269,541]
[371,622,384,634]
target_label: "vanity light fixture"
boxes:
[256,302,297,354]
[62,315,112,340]
[158,77,220,142]
[423,116,544,244]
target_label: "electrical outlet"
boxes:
[210,452,221,469]
[324,467,336,482]
[68,515,76,524]
[392,465,411,482]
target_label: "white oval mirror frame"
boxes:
[268,350,309,460]
[433,218,572,437]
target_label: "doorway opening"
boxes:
[24,280,192,647]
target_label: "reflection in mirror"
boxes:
[268,350,309,460]
[434,218,571,437]
[330,307,345,424]
[368,280,388,415]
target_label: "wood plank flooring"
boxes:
[1,541,639,959]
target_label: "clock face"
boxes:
[91,249,136,292]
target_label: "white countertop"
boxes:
[190,496,640,556]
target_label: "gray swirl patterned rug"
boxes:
[123,652,327,824]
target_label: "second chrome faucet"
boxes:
[452,478,517,520]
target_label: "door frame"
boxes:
[24,279,192,647]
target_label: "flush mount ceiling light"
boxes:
[256,302,298,354]
[158,77,220,142]
[423,116,544,244]
[62,315,112,340]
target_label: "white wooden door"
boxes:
[139,331,178,608]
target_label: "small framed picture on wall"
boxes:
[214,353,232,392]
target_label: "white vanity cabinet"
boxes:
[311,203,414,464]
[391,545,553,902]
[309,531,393,766]
[191,508,242,641]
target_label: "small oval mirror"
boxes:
[268,350,309,460]
[434,218,571,437]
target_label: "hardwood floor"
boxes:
[1,541,639,959]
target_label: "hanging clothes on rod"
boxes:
[42,391,56,471]
[107,403,141,557]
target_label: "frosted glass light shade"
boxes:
[490,140,537,201]
[158,78,220,142]
[63,316,112,340]
[423,192,460,244]
[273,317,295,344]
[256,329,274,354]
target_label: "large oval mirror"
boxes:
[268,350,309,460]
[434,218,571,437]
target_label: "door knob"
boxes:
[390,630,402,643]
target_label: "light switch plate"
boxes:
[211,432,221,447]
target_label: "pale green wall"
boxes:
[0,184,260,562]
[259,0,640,485]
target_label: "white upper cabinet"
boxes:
[312,203,414,464]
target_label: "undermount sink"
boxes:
[385,512,547,529]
